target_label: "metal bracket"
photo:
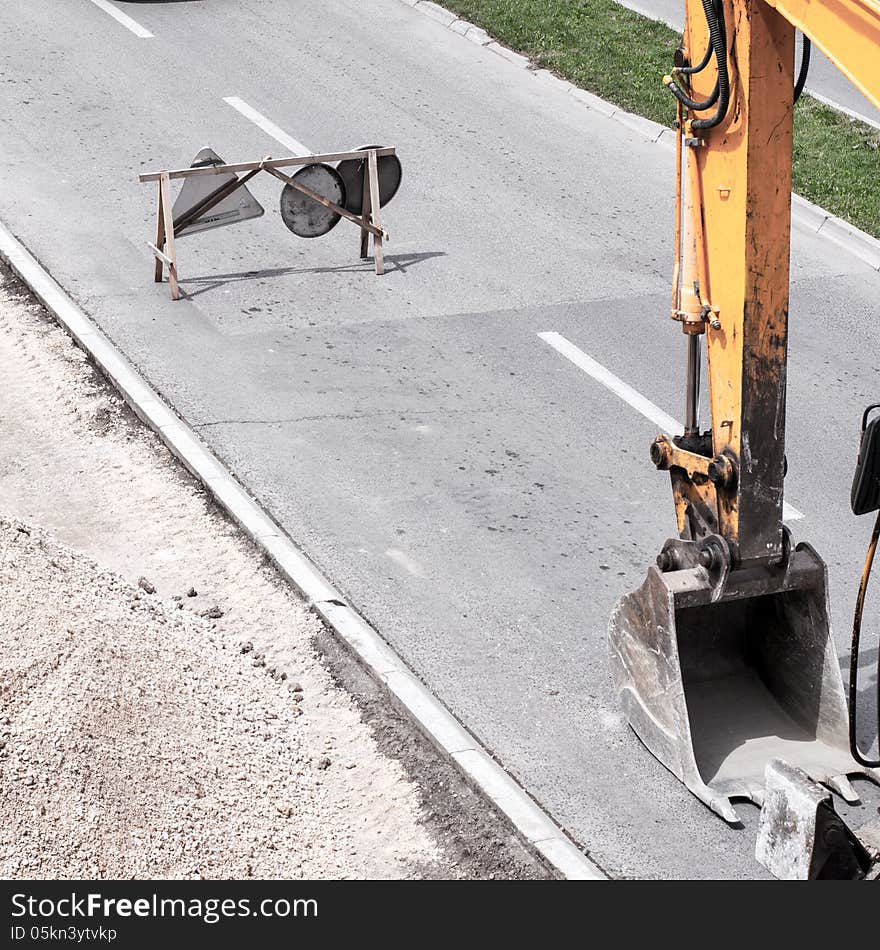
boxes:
[756,759,873,879]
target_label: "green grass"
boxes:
[444,0,880,238]
[793,96,880,236]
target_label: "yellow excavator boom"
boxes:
[608,0,880,822]
[765,0,880,110]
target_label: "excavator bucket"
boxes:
[609,540,878,822]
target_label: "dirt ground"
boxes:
[0,265,546,880]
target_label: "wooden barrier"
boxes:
[138,148,395,299]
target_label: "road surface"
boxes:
[0,0,878,878]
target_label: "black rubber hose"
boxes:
[665,75,720,112]
[692,0,730,131]
[664,0,729,126]
[849,508,880,768]
[676,38,713,76]
[665,0,722,111]
[794,35,811,103]
[676,0,723,76]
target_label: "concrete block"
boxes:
[486,42,531,70]
[614,109,667,142]
[384,670,478,754]
[452,747,561,843]
[314,600,405,676]
[818,215,880,270]
[533,836,605,881]
[568,85,618,118]
[464,24,492,45]
[533,69,573,98]
[415,1,458,26]
[791,194,829,234]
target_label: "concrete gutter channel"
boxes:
[2,1,878,883]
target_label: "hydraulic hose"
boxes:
[664,0,729,129]
[794,35,811,103]
[691,0,729,131]
[849,508,880,767]
[666,75,720,113]
[677,38,713,76]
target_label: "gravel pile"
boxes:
[0,518,439,878]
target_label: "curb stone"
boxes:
[399,0,880,273]
[0,220,606,883]
[613,111,667,143]
[414,0,457,26]
[464,24,492,45]
[485,41,532,70]
[816,213,880,270]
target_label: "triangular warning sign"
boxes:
[172,147,264,237]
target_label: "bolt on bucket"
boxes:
[609,539,878,822]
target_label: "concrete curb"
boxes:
[0,221,606,882]
[400,0,880,274]
[806,88,880,133]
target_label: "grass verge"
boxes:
[442,0,880,238]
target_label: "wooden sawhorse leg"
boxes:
[359,159,372,261]
[367,150,384,276]
[152,171,180,300]
[159,172,180,299]
[359,150,384,275]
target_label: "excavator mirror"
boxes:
[851,404,880,515]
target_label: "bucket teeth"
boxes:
[747,782,766,808]
[824,774,859,803]
[709,795,740,824]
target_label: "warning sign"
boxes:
[171,147,264,237]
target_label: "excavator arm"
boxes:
[608,0,880,824]
[662,0,797,565]
[661,0,879,565]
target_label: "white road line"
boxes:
[539,331,682,435]
[538,331,804,522]
[223,97,311,155]
[87,0,153,38]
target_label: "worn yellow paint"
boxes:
[765,0,880,110]
[670,0,794,562]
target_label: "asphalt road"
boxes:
[619,0,880,127]
[1,0,878,879]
